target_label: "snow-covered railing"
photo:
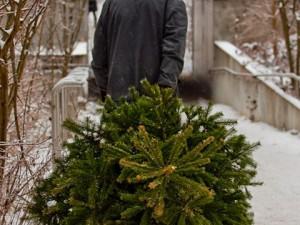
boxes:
[211,41,300,131]
[52,67,89,159]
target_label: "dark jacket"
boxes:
[91,0,187,100]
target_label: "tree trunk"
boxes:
[279,0,294,72]
[0,60,9,187]
[296,11,300,96]
[62,52,72,78]
[272,0,278,58]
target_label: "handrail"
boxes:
[210,67,300,81]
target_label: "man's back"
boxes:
[92,0,187,100]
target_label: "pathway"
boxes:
[212,104,300,225]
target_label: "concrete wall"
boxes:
[213,41,300,131]
[193,0,214,78]
[52,67,89,159]
[192,0,248,79]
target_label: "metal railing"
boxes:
[210,67,300,96]
[211,67,300,80]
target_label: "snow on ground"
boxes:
[212,104,300,225]
[78,101,102,125]
[79,101,300,225]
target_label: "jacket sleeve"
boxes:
[91,0,110,93]
[158,0,188,89]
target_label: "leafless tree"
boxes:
[0,0,91,222]
[0,70,53,224]
[236,0,300,94]
[0,0,50,224]
[235,0,281,55]
[0,0,49,189]
[42,0,89,78]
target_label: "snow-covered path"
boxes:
[212,104,300,225]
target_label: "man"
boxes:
[91,0,187,101]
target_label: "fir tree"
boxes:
[28,80,260,225]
